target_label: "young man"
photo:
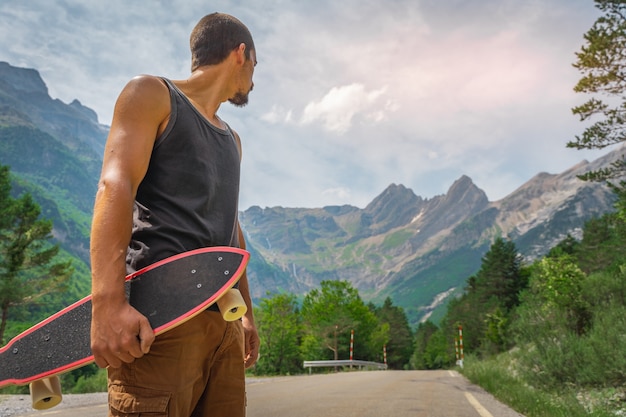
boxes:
[89,13,259,417]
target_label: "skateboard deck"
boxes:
[0,246,250,410]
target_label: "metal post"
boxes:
[350,329,354,369]
[458,325,464,369]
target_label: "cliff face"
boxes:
[240,148,619,324]
[0,62,108,263]
[0,61,107,156]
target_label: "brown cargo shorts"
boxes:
[106,310,246,417]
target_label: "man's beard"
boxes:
[229,90,249,107]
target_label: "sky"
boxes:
[0,0,613,210]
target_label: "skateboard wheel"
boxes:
[217,288,247,321]
[30,376,62,410]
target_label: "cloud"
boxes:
[299,83,390,134]
[261,105,293,124]
[322,187,352,202]
[0,0,610,211]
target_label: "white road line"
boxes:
[464,392,495,417]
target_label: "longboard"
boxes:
[0,246,250,410]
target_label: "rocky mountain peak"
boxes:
[69,99,99,123]
[367,183,418,204]
[421,175,489,218]
[0,61,48,95]
[364,183,424,232]
[0,62,107,156]
[445,175,489,206]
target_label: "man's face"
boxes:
[229,49,256,107]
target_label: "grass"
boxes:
[460,353,621,417]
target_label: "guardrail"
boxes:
[303,360,387,374]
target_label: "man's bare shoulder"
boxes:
[121,75,169,101]
[112,75,170,122]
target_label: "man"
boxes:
[89,13,259,417]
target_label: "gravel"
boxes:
[0,392,108,417]
[0,378,276,416]
[0,378,280,416]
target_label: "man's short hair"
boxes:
[190,13,255,71]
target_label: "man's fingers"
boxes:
[139,319,155,354]
[94,356,109,369]
[118,351,138,363]
[125,318,155,358]
[244,339,259,368]
[97,353,123,369]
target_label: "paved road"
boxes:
[247,370,524,417]
[12,370,524,417]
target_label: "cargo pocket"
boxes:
[109,384,171,416]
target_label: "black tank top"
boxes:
[126,78,241,272]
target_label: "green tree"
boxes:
[254,292,302,375]
[442,292,487,354]
[422,328,453,370]
[443,238,528,356]
[546,234,580,258]
[532,256,592,336]
[570,0,626,150]
[368,322,390,364]
[470,237,527,311]
[372,297,413,369]
[569,0,626,182]
[411,320,443,369]
[0,165,73,344]
[482,308,508,355]
[576,214,626,273]
[513,256,626,389]
[300,280,378,361]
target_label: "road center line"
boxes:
[464,392,495,417]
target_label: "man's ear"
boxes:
[235,43,247,64]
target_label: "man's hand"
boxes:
[242,315,260,369]
[90,300,155,369]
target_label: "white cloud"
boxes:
[261,105,293,124]
[322,187,352,202]
[299,83,389,134]
[0,0,611,210]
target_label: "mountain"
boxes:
[0,62,621,326]
[0,62,107,156]
[0,62,107,263]
[241,154,620,324]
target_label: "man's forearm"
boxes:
[90,180,134,301]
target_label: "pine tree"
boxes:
[372,297,413,369]
[471,237,527,311]
[443,238,528,355]
[569,0,626,181]
[0,165,73,344]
